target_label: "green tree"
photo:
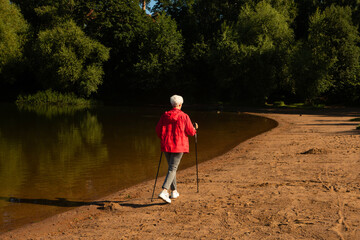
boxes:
[0,0,29,84]
[153,0,296,47]
[153,0,244,50]
[73,0,183,98]
[293,5,360,103]
[73,0,150,97]
[214,1,294,102]
[133,13,184,89]
[153,0,297,102]
[11,0,184,100]
[293,0,359,39]
[32,20,109,97]
[11,0,77,31]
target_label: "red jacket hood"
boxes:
[163,108,182,122]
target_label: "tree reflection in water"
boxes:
[0,104,108,231]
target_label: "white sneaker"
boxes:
[158,191,171,203]
[171,190,180,199]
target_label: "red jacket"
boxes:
[156,108,196,153]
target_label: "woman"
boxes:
[156,95,198,203]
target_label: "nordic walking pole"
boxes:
[194,123,199,193]
[151,152,163,202]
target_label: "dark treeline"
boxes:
[1,0,360,105]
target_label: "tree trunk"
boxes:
[142,0,146,11]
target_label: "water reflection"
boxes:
[0,131,24,204]
[0,104,277,233]
[0,104,108,231]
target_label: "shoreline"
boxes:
[1,108,359,239]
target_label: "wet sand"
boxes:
[1,108,360,239]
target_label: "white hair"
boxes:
[170,95,183,107]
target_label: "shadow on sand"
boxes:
[0,196,167,209]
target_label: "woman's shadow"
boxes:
[0,196,167,209]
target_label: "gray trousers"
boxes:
[162,152,184,191]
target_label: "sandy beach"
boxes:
[1,108,359,240]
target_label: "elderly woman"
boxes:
[156,95,198,203]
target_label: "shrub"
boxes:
[16,89,92,106]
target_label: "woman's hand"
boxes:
[193,122,198,130]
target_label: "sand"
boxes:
[1,108,359,240]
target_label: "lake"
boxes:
[0,103,277,233]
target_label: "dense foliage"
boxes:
[1,0,360,105]
[213,1,294,103]
[0,0,28,85]
[32,20,109,97]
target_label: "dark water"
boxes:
[0,104,277,233]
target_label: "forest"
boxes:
[1,0,360,106]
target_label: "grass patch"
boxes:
[273,101,286,107]
[16,89,92,106]
[265,102,325,109]
[15,89,95,118]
